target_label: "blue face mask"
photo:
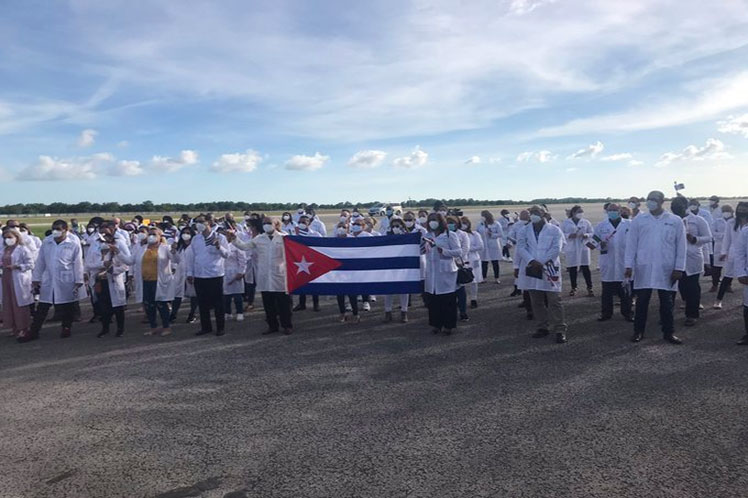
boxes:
[447,223,457,231]
[607,211,620,221]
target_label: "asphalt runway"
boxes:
[1,262,747,497]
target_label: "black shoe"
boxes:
[531,329,549,338]
[262,329,278,335]
[313,305,321,312]
[684,318,697,327]
[169,315,177,323]
[623,315,634,323]
[292,305,306,312]
[96,329,110,338]
[88,315,100,324]
[470,300,478,309]
[186,316,197,324]
[631,331,643,343]
[195,330,213,336]
[115,330,124,337]
[597,316,611,322]
[664,334,683,345]
[215,330,225,336]
[431,327,441,335]
[283,328,293,335]
[737,335,748,345]
[460,314,469,322]
[443,328,452,335]
[556,333,567,344]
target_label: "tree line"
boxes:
[0,196,736,215]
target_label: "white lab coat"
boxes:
[309,217,327,237]
[233,231,287,293]
[455,229,470,288]
[561,218,593,267]
[516,222,564,293]
[281,221,295,233]
[3,244,35,307]
[477,221,503,261]
[33,233,87,304]
[466,231,484,284]
[238,232,256,285]
[593,218,631,282]
[720,219,743,278]
[133,244,176,303]
[172,246,196,299]
[223,243,248,295]
[624,212,686,291]
[683,213,712,276]
[712,217,729,268]
[513,221,531,290]
[84,236,132,308]
[697,207,715,258]
[423,230,462,295]
[733,225,748,306]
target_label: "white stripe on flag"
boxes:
[310,268,421,284]
[311,244,419,260]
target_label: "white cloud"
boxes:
[284,152,329,171]
[77,128,98,148]
[508,0,557,15]
[393,146,429,168]
[17,153,124,181]
[151,149,199,172]
[628,160,644,166]
[718,114,748,138]
[347,150,387,169]
[517,150,555,163]
[465,156,481,164]
[600,153,633,162]
[567,141,604,159]
[211,149,262,173]
[113,160,144,176]
[655,138,731,167]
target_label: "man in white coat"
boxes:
[21,219,87,342]
[624,191,687,344]
[674,197,712,326]
[591,203,633,322]
[517,205,567,344]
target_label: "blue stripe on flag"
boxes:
[293,281,424,295]
[334,257,420,271]
[287,232,421,247]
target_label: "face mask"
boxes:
[147,235,158,244]
[607,211,620,221]
[263,224,274,233]
[404,220,415,228]
[418,217,427,224]
[244,216,251,221]
[298,223,308,230]
[627,202,638,209]
[20,229,27,234]
[710,201,719,208]
[428,220,439,230]
[137,232,147,241]
[282,216,290,222]
[86,227,94,234]
[461,223,469,230]
[340,216,347,223]
[723,212,732,219]
[52,229,63,238]
[447,223,457,231]
[352,212,360,218]
[195,223,206,233]
[530,215,542,224]
[392,227,403,234]
[4,237,16,247]
[574,213,583,220]
[336,228,347,236]
[181,233,192,241]
[689,205,699,213]
[297,209,304,214]
[438,210,448,217]
[386,210,393,216]
[646,200,659,211]
[351,225,363,233]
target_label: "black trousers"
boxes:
[425,292,457,330]
[717,277,733,301]
[601,281,633,319]
[744,306,748,335]
[569,266,592,290]
[711,263,722,288]
[678,273,701,319]
[634,289,675,336]
[31,302,75,335]
[194,277,225,333]
[298,294,319,308]
[482,260,500,279]
[337,295,358,315]
[97,279,125,334]
[261,291,293,331]
[502,245,511,258]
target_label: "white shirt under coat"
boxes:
[186,232,230,279]
[624,211,687,291]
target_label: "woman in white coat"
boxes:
[460,216,483,309]
[561,205,594,297]
[383,218,412,324]
[710,205,732,296]
[171,226,199,323]
[2,228,34,338]
[717,203,748,309]
[477,210,503,284]
[222,228,248,322]
[85,221,132,337]
[280,212,295,234]
[449,215,471,322]
[134,227,176,336]
[423,213,462,335]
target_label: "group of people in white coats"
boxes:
[2,193,747,346]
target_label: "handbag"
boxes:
[446,231,474,284]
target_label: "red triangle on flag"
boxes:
[284,237,343,293]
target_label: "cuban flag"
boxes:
[284,233,423,295]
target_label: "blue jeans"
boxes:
[456,286,467,317]
[143,280,170,329]
[224,293,243,315]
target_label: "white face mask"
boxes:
[181,233,192,241]
[4,237,16,247]
[438,210,448,217]
[392,227,403,234]
[137,232,147,241]
[351,225,363,233]
[195,223,206,233]
[461,223,469,230]
[86,227,94,234]
[298,223,308,230]
[628,202,638,209]
[418,216,427,224]
[340,216,347,223]
[530,214,542,224]
[722,212,732,219]
[428,220,439,230]
[297,209,304,214]
[404,220,415,228]
[574,212,583,220]
[282,216,290,222]
[646,200,659,211]
[689,205,699,213]
[147,235,158,244]
[52,229,63,238]
[263,224,274,233]
[336,228,347,236]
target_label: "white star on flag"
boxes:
[294,256,314,275]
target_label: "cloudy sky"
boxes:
[2,0,748,204]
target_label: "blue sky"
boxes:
[2,0,748,205]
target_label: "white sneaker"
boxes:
[713,301,722,310]
[345,304,352,312]
[363,302,371,312]
[495,278,501,285]
[370,296,377,302]
[236,313,244,321]
[698,304,704,310]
